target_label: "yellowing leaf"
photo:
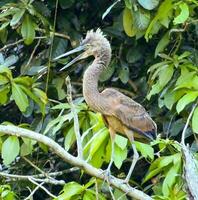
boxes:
[21,14,35,45]
[123,8,136,37]
[176,91,198,113]
[192,107,198,134]
[173,3,189,25]
[2,136,20,166]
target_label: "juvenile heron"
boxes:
[54,29,157,183]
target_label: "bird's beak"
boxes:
[53,45,90,71]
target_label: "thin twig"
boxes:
[0,125,152,200]
[28,177,57,198]
[24,182,45,200]
[0,36,46,52]
[0,172,65,185]
[66,76,83,159]
[22,157,48,177]
[22,38,41,74]
[181,103,198,145]
[45,0,58,93]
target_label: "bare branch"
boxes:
[66,76,83,159]
[0,125,152,200]
[181,103,197,145]
[28,177,57,198]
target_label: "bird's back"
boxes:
[101,88,157,140]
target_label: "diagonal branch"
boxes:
[0,125,152,200]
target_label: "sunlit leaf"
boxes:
[173,3,189,25]
[176,91,198,113]
[192,107,198,134]
[2,136,20,166]
[113,143,127,169]
[135,141,154,160]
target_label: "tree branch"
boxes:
[0,125,152,200]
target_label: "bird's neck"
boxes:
[83,54,110,113]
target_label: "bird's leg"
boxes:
[124,129,139,183]
[105,127,115,178]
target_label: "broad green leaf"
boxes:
[0,86,10,104]
[164,89,186,110]
[155,31,170,57]
[158,65,174,87]
[14,76,33,87]
[115,135,128,150]
[123,8,136,37]
[135,141,154,160]
[64,127,76,151]
[4,55,18,67]
[124,0,132,9]
[33,88,48,105]
[137,0,159,10]
[0,21,9,31]
[113,143,127,169]
[119,66,129,84]
[20,142,33,156]
[173,3,189,25]
[147,82,162,100]
[21,14,35,45]
[83,190,95,200]
[145,0,173,41]
[192,107,198,134]
[12,82,29,112]
[176,91,198,113]
[99,62,115,82]
[2,136,20,166]
[10,9,25,26]
[162,158,181,196]
[134,9,150,30]
[56,182,84,200]
[88,129,108,159]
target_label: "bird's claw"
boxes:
[101,169,112,183]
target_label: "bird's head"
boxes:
[53,29,111,71]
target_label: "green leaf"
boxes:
[126,47,142,63]
[21,14,35,45]
[4,55,18,67]
[64,127,76,151]
[162,158,181,196]
[12,82,29,112]
[123,8,136,37]
[10,9,25,26]
[164,89,186,110]
[135,141,154,160]
[2,136,20,166]
[158,65,174,87]
[134,9,150,30]
[147,82,162,100]
[192,107,198,134]
[173,3,189,25]
[88,129,109,159]
[119,66,129,84]
[137,0,159,10]
[20,142,33,156]
[115,135,128,150]
[99,62,115,82]
[114,143,127,169]
[124,0,132,9]
[155,31,170,57]
[176,91,198,113]
[0,86,10,104]
[56,182,84,200]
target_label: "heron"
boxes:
[54,29,157,183]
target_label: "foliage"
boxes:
[0,0,197,199]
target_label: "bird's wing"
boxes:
[101,88,157,138]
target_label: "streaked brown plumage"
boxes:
[54,29,157,182]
